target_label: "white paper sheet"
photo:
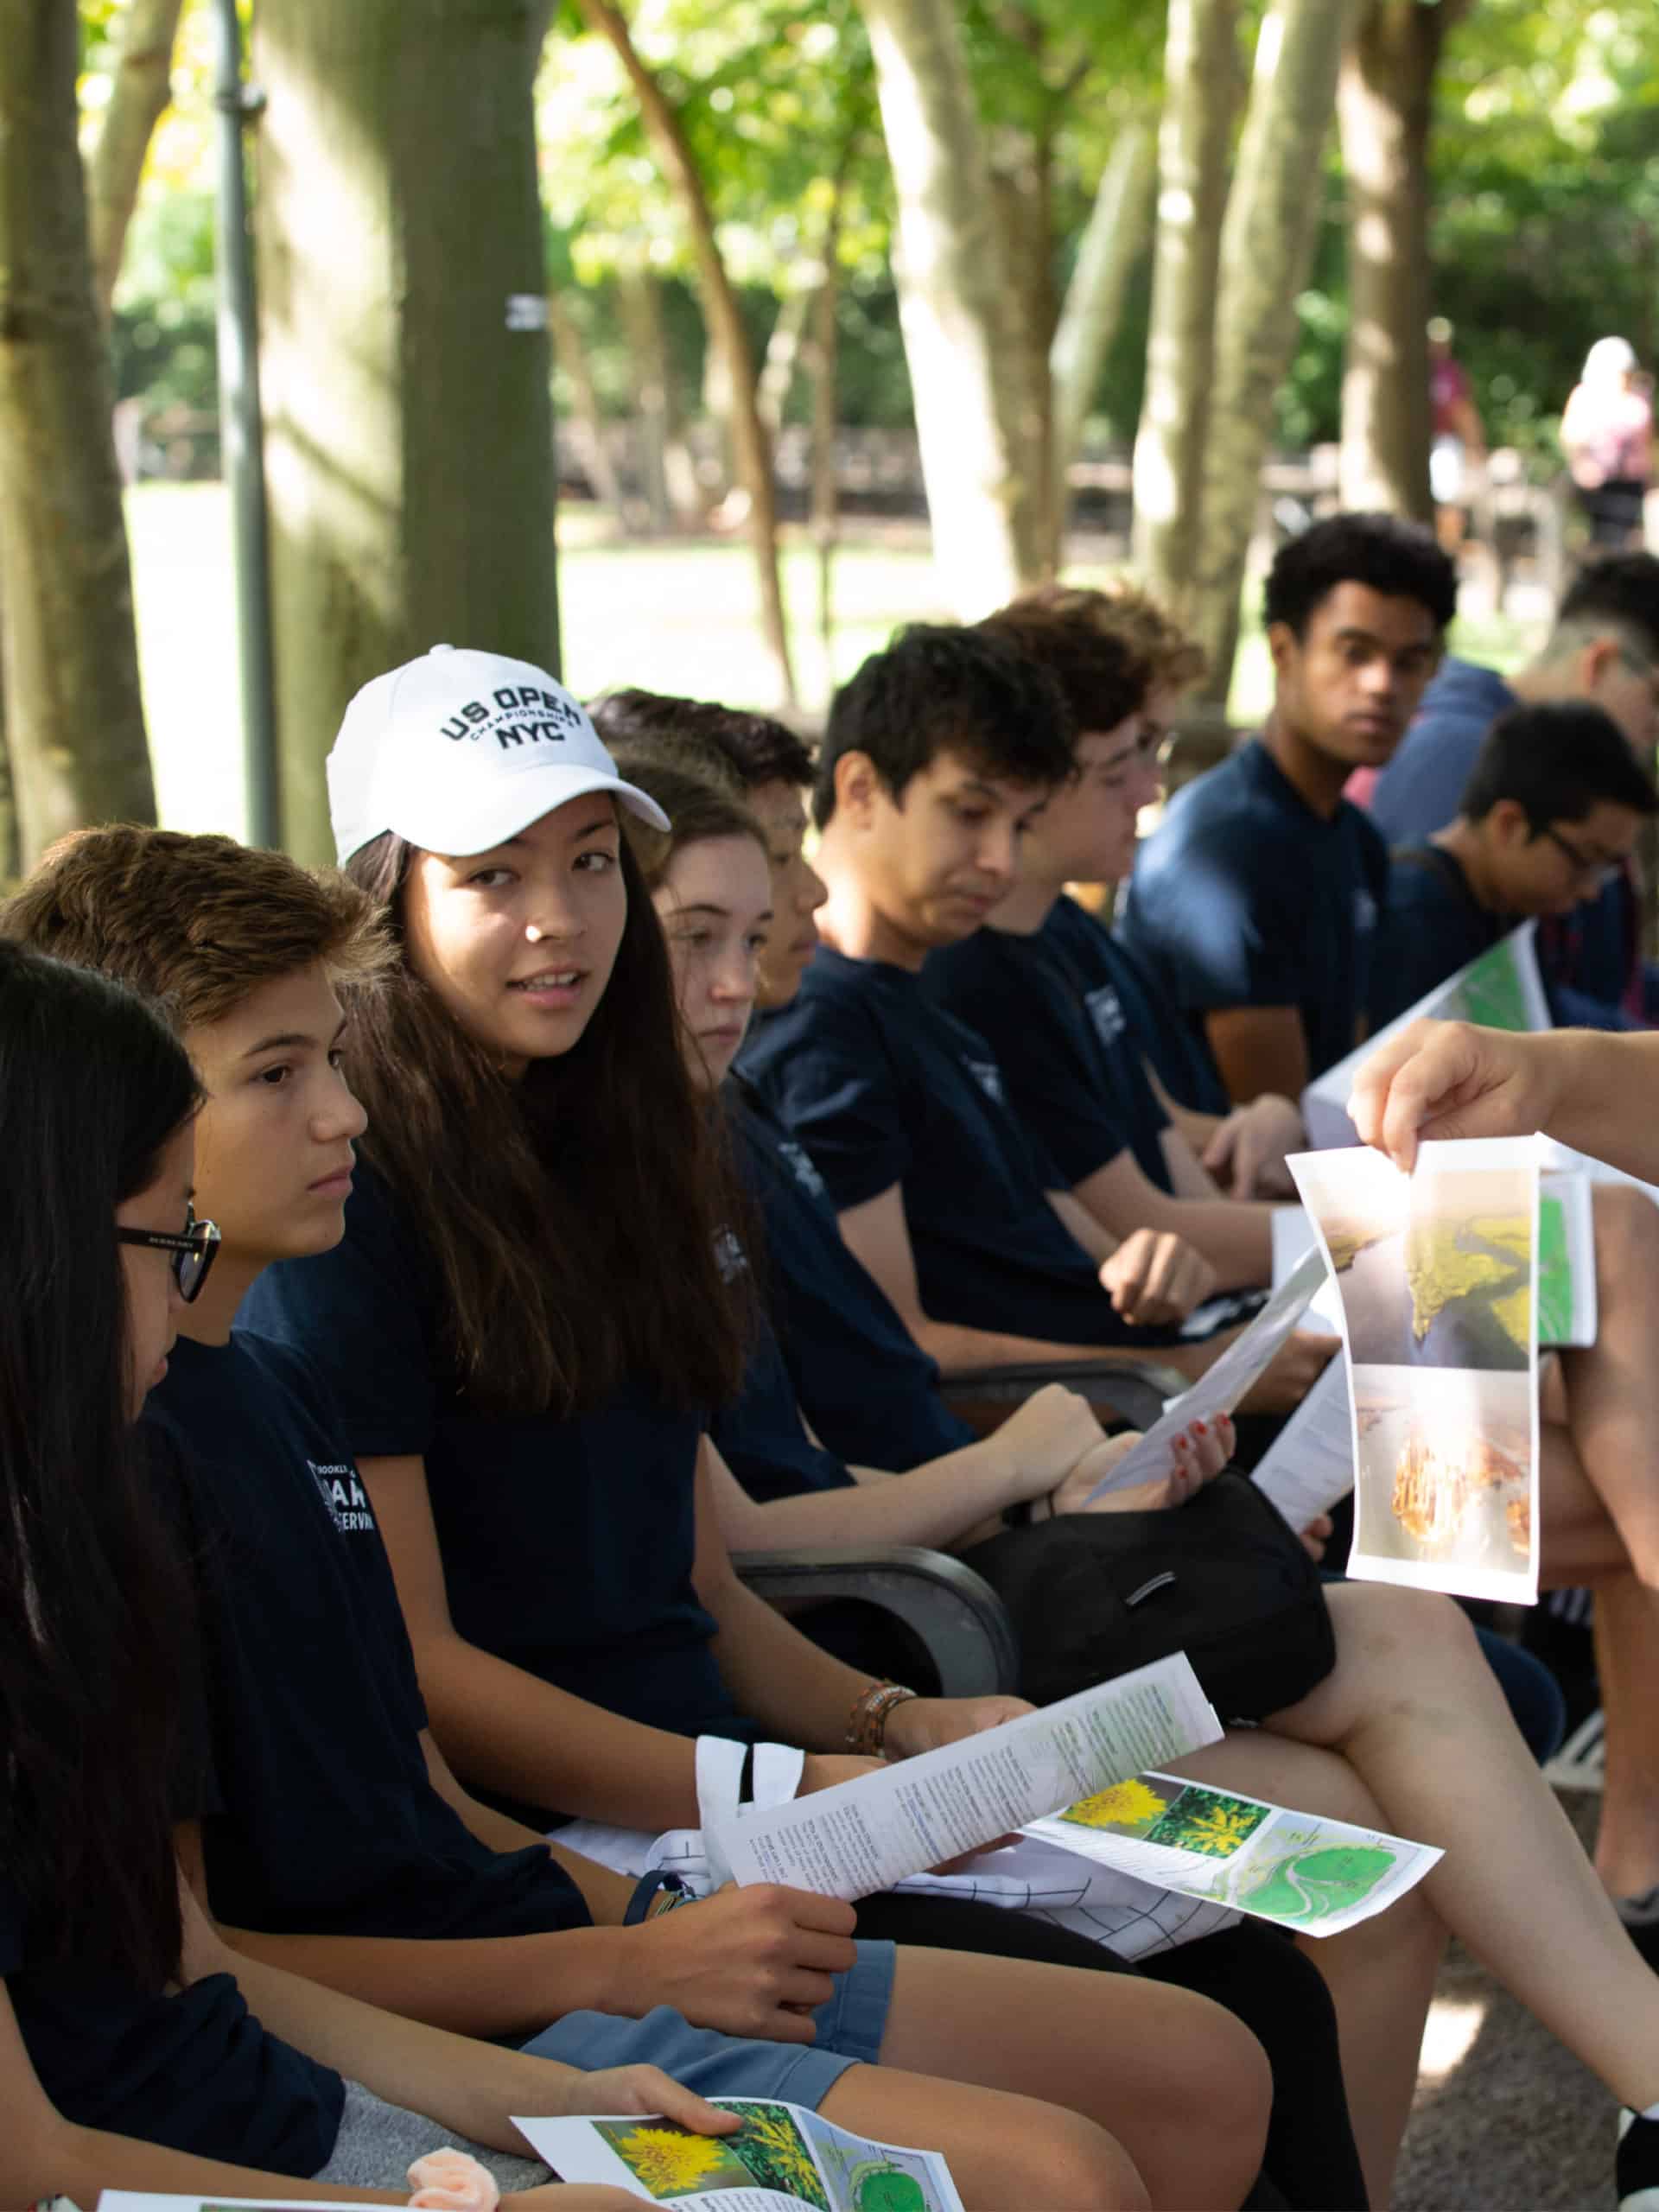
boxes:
[1288,1137,1541,1604]
[1302,920,1549,1151]
[1081,1249,1331,1500]
[1251,1357,1356,1531]
[1025,1768,1441,1936]
[709,1654,1222,1899]
[513,2100,965,2212]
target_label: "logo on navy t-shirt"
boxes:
[1354,887,1378,936]
[713,1228,749,1283]
[779,1140,828,1202]
[308,1460,376,1535]
[1084,984,1128,1049]
[963,1056,1007,1106]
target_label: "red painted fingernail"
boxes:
[1193,1420,1208,1436]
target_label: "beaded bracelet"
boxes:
[846,1677,919,1756]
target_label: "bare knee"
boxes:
[1014,2108,1151,2212]
[1327,1577,1481,1677]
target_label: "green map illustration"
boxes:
[1228,1837,1398,1923]
[1535,1193,1572,1344]
[1443,938,1529,1032]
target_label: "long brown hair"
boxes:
[344,827,752,1416]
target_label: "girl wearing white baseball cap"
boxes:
[244,648,1277,2212]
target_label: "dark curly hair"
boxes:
[816,623,1076,828]
[590,688,816,792]
[1263,512,1459,640]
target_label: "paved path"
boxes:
[1395,1789,1608,2209]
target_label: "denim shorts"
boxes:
[517,1936,896,2108]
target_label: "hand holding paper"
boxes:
[709,1655,1222,1901]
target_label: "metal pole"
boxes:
[211,0,280,849]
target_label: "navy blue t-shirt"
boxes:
[710,1230,858,1504]
[0,1876,341,2172]
[1371,844,1504,1029]
[1120,738,1389,1081]
[242,1166,753,1775]
[1059,907,1232,1120]
[144,1331,588,1942]
[923,903,1173,1192]
[725,1081,973,1471]
[1369,658,1515,843]
[737,948,1164,1350]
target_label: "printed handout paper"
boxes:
[513,2099,965,2212]
[709,1654,1222,1900]
[1301,921,1549,1151]
[1082,1249,1330,1501]
[1537,1172,1597,1348]
[1288,1138,1541,1603]
[1251,1357,1356,1533]
[1026,1769,1441,1936]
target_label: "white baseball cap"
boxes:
[327,645,671,864]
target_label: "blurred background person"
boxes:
[1561,337,1653,550]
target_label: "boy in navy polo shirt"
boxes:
[1372,698,1658,1028]
[0,826,972,2113]
[737,626,1316,1408]
[1119,513,1457,1102]
[925,589,1306,1300]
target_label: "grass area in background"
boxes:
[127,483,1539,839]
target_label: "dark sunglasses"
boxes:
[117,1205,222,1303]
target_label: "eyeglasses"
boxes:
[116,1205,222,1303]
[1543,826,1626,887]
[1089,728,1179,785]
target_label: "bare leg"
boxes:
[1172,1728,1446,2206]
[873,1946,1269,2212]
[1548,1186,1659,1586]
[1265,1581,1659,2111]
[821,2065,1149,2212]
[1593,1573,1659,1898]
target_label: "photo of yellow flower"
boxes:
[1058,1776,1170,1836]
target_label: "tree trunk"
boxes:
[548,289,626,518]
[986,105,1061,578]
[252,0,558,866]
[1130,0,1242,614]
[1338,0,1471,518]
[804,146,854,680]
[1049,118,1158,551]
[575,0,796,706]
[1190,0,1355,700]
[858,0,1047,616]
[0,0,156,865]
[86,0,187,317]
[757,282,812,440]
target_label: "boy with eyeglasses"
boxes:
[1371,697,1659,1028]
[1364,550,1659,1028]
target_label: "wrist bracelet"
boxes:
[624,1868,695,1925]
[845,1677,918,1756]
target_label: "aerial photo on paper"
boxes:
[1300,1157,1535,1373]
[1352,1364,1534,1580]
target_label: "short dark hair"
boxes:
[607,741,768,891]
[1262,512,1459,640]
[816,623,1076,828]
[1460,700,1659,829]
[589,688,815,791]
[977,593,1150,737]
[1553,553,1659,664]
